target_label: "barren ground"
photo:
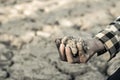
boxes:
[0,0,120,80]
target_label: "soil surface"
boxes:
[0,0,120,80]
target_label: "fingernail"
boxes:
[59,44,66,61]
[65,46,73,63]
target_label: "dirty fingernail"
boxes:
[59,44,66,61]
[65,46,73,63]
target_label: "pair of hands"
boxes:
[55,36,96,63]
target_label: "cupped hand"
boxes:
[55,36,96,63]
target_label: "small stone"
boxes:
[42,25,53,33]
[0,33,23,49]
[20,31,35,43]
[58,19,74,28]
[36,31,51,38]
[0,69,8,78]
[11,38,24,49]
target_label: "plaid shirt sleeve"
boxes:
[95,17,120,60]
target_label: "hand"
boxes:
[55,36,97,63]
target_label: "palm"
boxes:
[55,36,96,63]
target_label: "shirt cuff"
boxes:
[95,24,120,58]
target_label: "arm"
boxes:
[95,16,120,61]
[55,17,120,63]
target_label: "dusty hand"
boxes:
[55,36,96,63]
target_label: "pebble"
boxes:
[36,31,51,38]
[20,31,35,43]
[57,19,74,28]
[0,69,8,78]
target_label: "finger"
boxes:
[73,57,80,63]
[55,38,67,61]
[76,42,86,63]
[61,36,68,44]
[55,38,62,48]
[79,54,87,63]
[85,51,96,62]
[61,36,73,44]
[65,46,74,63]
[59,44,66,61]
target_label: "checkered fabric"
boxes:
[95,17,120,60]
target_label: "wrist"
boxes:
[86,39,105,53]
[94,39,105,52]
